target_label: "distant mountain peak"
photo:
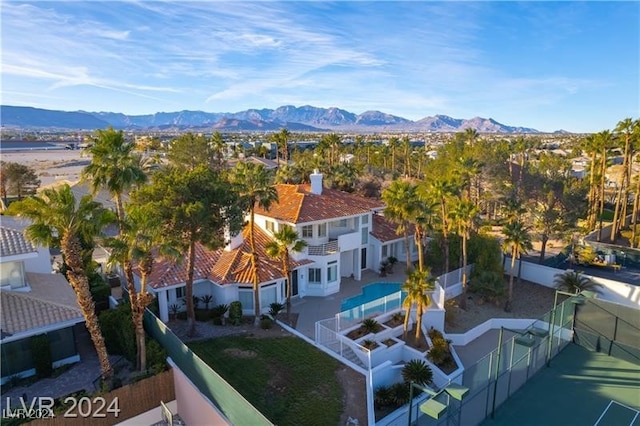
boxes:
[0,104,542,133]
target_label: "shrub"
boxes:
[427,338,450,365]
[401,359,433,386]
[470,270,505,303]
[98,302,136,362]
[362,339,378,350]
[229,301,242,325]
[269,302,285,319]
[391,312,403,324]
[146,339,168,374]
[390,382,410,406]
[260,315,273,329]
[361,318,381,334]
[31,334,52,378]
[200,294,214,310]
[427,327,443,341]
[211,304,229,325]
[374,385,394,407]
[169,304,180,318]
[444,299,458,325]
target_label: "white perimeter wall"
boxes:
[503,257,640,307]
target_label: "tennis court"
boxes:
[482,343,640,426]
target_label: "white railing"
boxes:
[337,291,404,331]
[307,239,339,256]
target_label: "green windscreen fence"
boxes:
[574,298,640,365]
[143,310,272,426]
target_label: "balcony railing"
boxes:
[308,239,339,256]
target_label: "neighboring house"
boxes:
[0,219,84,384]
[143,171,419,322]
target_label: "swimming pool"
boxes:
[341,282,403,312]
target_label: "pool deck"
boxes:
[291,269,408,338]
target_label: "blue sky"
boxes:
[1,1,638,133]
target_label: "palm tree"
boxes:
[388,137,400,173]
[501,194,526,225]
[231,162,279,324]
[401,359,433,387]
[401,269,436,342]
[595,130,614,241]
[265,225,307,319]
[424,178,456,273]
[106,203,178,371]
[611,118,637,241]
[449,198,479,310]
[502,221,533,312]
[553,270,602,295]
[7,185,115,380]
[82,127,146,233]
[582,134,601,230]
[382,180,416,272]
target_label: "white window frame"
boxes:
[318,223,327,237]
[302,225,313,238]
[266,220,275,234]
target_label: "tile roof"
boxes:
[147,225,312,289]
[1,273,83,338]
[255,184,384,223]
[370,214,415,243]
[0,226,36,257]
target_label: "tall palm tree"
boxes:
[401,137,412,177]
[7,185,115,380]
[424,178,456,273]
[382,180,416,272]
[265,225,307,319]
[595,130,614,241]
[501,194,526,225]
[231,162,279,324]
[388,137,400,173]
[611,118,637,241]
[449,198,479,310]
[401,269,436,342]
[82,127,146,233]
[582,134,601,230]
[553,270,602,295]
[502,221,533,312]
[106,203,178,371]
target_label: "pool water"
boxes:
[341,282,403,312]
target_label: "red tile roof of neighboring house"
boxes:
[147,226,312,289]
[370,214,415,242]
[255,184,384,223]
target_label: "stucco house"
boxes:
[0,218,84,384]
[141,171,419,322]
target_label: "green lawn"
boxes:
[189,336,343,426]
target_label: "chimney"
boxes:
[224,228,244,252]
[310,169,323,195]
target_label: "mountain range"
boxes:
[0,105,544,133]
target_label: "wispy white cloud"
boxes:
[1,1,636,130]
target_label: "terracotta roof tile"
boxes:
[148,225,312,289]
[370,214,415,242]
[255,184,384,223]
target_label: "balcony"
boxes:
[308,240,339,256]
